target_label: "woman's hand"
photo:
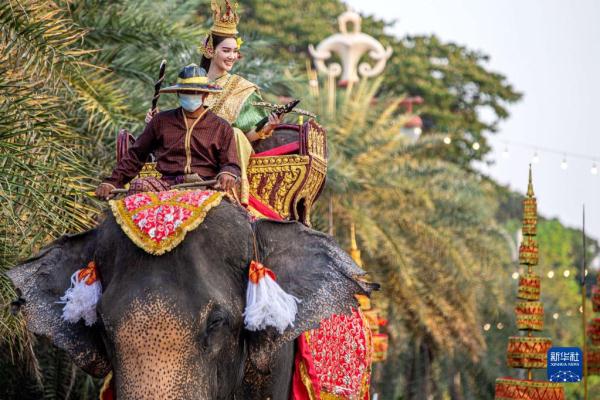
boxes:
[262,112,282,136]
[145,108,159,124]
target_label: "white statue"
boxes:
[309,9,393,85]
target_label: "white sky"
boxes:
[346,0,600,241]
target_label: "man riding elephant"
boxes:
[96,64,239,200]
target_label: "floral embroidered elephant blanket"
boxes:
[109,190,225,255]
[292,308,372,400]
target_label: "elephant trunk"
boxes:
[110,296,209,400]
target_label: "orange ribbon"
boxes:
[77,261,98,285]
[248,260,276,284]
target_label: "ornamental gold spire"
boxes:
[494,167,564,400]
[527,164,535,198]
[349,222,363,268]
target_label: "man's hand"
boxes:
[145,108,159,124]
[215,173,236,192]
[95,183,117,200]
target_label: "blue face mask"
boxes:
[178,93,204,112]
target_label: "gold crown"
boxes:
[210,0,239,37]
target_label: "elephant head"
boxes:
[8,201,375,399]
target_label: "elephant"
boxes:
[8,199,375,399]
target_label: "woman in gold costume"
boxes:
[148,0,280,203]
[198,0,281,141]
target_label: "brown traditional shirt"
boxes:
[104,107,240,187]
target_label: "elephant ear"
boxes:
[253,219,377,342]
[7,230,111,378]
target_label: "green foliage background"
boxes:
[1,0,598,399]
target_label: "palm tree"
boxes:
[290,76,513,398]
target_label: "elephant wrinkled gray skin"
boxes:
[8,200,375,399]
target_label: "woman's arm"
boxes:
[234,91,281,142]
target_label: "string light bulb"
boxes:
[511,272,519,280]
[563,269,570,278]
[560,157,568,170]
[472,142,480,151]
[502,146,510,158]
[443,136,452,145]
[483,323,491,331]
[552,313,559,320]
[591,162,598,175]
[532,151,540,164]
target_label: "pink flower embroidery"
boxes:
[124,193,153,211]
[124,190,215,244]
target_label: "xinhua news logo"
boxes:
[547,347,583,383]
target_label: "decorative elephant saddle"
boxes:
[292,308,372,400]
[109,190,225,255]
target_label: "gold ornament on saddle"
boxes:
[199,0,240,59]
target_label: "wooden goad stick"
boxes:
[152,59,167,112]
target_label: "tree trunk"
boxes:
[448,369,464,400]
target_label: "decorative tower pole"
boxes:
[494,166,564,400]
[581,206,588,399]
[587,270,600,377]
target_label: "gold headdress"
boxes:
[200,0,240,58]
[210,0,239,37]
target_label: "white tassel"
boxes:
[244,261,300,334]
[58,261,102,326]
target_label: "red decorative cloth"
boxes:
[252,142,300,157]
[292,308,372,400]
[99,372,115,400]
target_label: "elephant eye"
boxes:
[200,310,232,352]
[206,312,228,333]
